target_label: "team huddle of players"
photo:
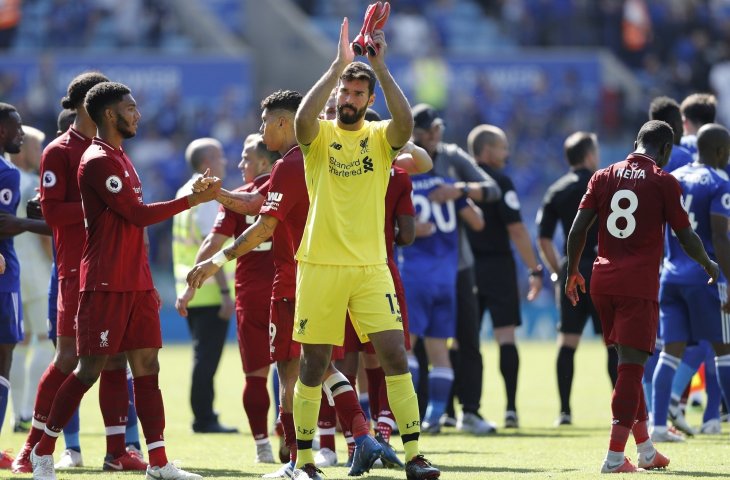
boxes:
[0,16,729,480]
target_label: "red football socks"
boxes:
[100,368,129,459]
[280,408,297,463]
[27,364,69,446]
[36,374,91,456]
[243,376,270,441]
[133,375,167,467]
[317,390,337,451]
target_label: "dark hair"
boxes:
[364,108,381,122]
[251,137,279,164]
[0,102,18,123]
[680,93,716,127]
[260,90,302,114]
[636,120,674,150]
[341,61,376,96]
[649,96,682,144]
[57,109,77,133]
[61,72,110,110]
[564,131,597,166]
[84,82,131,126]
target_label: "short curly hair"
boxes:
[84,82,131,126]
[260,90,302,114]
[61,72,110,110]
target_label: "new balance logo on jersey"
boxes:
[363,156,373,172]
[330,142,342,150]
[267,192,283,203]
[297,318,308,335]
[100,330,109,348]
[360,137,369,154]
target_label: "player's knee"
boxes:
[105,353,128,370]
[53,349,79,374]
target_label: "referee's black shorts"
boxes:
[557,256,601,335]
[474,254,521,328]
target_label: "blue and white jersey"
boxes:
[662,162,730,285]
[0,157,20,292]
[664,144,694,173]
[680,134,698,161]
[399,173,467,283]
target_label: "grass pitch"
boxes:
[2,340,729,479]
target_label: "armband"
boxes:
[211,250,229,267]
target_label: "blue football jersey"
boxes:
[680,134,698,161]
[664,144,694,173]
[662,162,730,285]
[399,173,467,282]
[0,157,21,292]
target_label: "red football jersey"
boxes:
[579,153,690,300]
[39,127,91,279]
[258,146,308,300]
[212,174,275,310]
[78,138,190,292]
[384,166,415,260]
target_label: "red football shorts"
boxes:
[56,276,80,337]
[591,293,658,353]
[269,297,343,362]
[236,308,274,373]
[76,290,162,356]
[269,298,301,362]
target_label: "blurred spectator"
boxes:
[0,0,20,49]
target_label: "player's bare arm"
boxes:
[508,221,544,301]
[176,231,228,317]
[0,252,5,274]
[458,199,485,232]
[296,18,354,145]
[186,214,279,289]
[395,213,415,246]
[0,212,51,237]
[565,208,596,306]
[395,142,433,174]
[213,189,265,216]
[710,213,730,312]
[367,30,413,148]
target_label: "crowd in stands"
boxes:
[1,0,728,292]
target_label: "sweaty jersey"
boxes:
[39,126,92,279]
[259,146,309,300]
[212,174,275,309]
[663,144,694,173]
[662,162,730,285]
[400,172,467,283]
[0,157,20,292]
[538,168,598,260]
[78,138,190,292]
[297,119,398,266]
[579,153,690,301]
[384,166,415,260]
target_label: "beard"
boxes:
[4,141,21,154]
[337,104,367,125]
[115,113,137,139]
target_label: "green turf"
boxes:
[2,340,729,479]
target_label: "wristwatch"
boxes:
[528,265,544,279]
[460,185,471,198]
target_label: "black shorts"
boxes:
[557,257,601,335]
[474,255,521,328]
